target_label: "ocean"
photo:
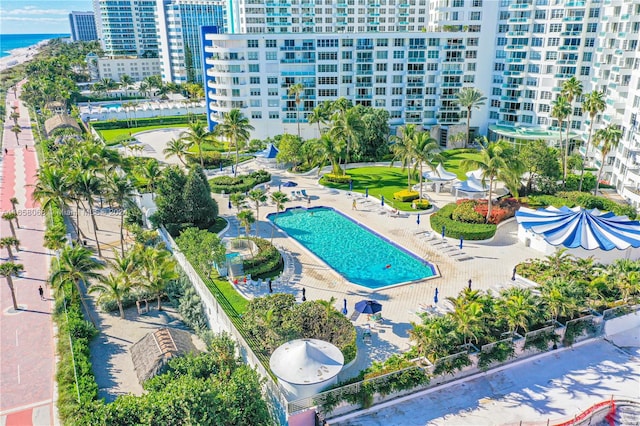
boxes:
[0,34,70,58]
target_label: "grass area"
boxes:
[441,151,483,180]
[208,217,227,233]
[209,277,249,314]
[97,123,188,145]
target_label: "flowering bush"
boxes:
[452,198,519,225]
[452,200,484,224]
[393,190,419,202]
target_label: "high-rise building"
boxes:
[156,0,226,84]
[93,0,159,57]
[69,11,98,42]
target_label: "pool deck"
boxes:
[215,160,549,379]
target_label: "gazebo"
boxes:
[256,143,279,167]
[423,163,457,193]
[269,338,344,400]
[452,175,489,200]
[515,206,640,263]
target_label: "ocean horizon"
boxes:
[0,34,70,58]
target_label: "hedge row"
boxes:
[90,115,204,130]
[430,203,497,240]
[525,191,637,219]
[242,237,284,279]
[209,170,271,194]
[323,173,352,184]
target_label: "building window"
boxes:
[548,38,560,47]
[588,8,599,18]
[341,51,352,60]
[494,63,504,71]
[250,77,261,84]
[269,112,279,119]
[266,52,277,60]
[392,87,403,95]
[252,112,262,119]
[583,52,592,62]
[580,66,590,76]
[427,63,438,71]
[585,38,595,47]
[267,77,278,84]
[377,51,388,59]
[268,88,278,96]
[534,10,546,19]
[549,23,562,32]
[342,63,352,72]
[266,40,277,48]
[393,75,403,83]
[376,75,386,83]
[376,63,387,71]
[394,38,404,47]
[391,99,402,107]
[470,11,481,20]
[375,87,386,95]
[247,40,259,48]
[492,87,501,96]
[497,37,507,46]
[551,9,563,19]
[250,89,261,96]
[490,111,499,120]
[319,64,338,72]
[546,51,557,60]
[250,99,261,107]
[465,50,477,59]
[467,62,476,71]
[463,75,474,83]
[491,100,500,108]
[249,64,259,72]
[586,23,597,32]
[342,75,352,84]
[393,51,404,59]
[376,39,388,47]
[521,115,533,124]
[539,104,550,113]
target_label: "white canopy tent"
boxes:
[453,175,490,200]
[422,163,458,193]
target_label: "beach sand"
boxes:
[0,40,50,71]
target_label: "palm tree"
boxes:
[134,159,162,196]
[461,140,523,222]
[551,95,572,187]
[89,273,132,319]
[497,289,536,336]
[2,212,19,239]
[391,124,418,192]
[314,134,345,176]
[237,210,256,253]
[9,197,20,228]
[288,83,305,138]
[215,109,254,177]
[455,88,486,147]
[540,279,577,324]
[307,101,332,136]
[269,191,289,243]
[561,77,583,185]
[0,262,24,311]
[414,132,443,201]
[163,138,189,166]
[579,91,606,191]
[450,301,484,346]
[145,252,178,311]
[49,243,104,325]
[0,237,20,259]
[33,166,76,236]
[10,111,20,127]
[180,120,212,168]
[11,124,21,145]
[330,108,364,169]
[247,189,267,237]
[119,74,133,93]
[75,171,103,257]
[593,124,622,196]
[105,174,136,256]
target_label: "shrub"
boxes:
[413,199,431,210]
[90,115,205,130]
[323,173,352,184]
[430,203,496,240]
[393,190,419,202]
[242,237,284,279]
[186,150,223,167]
[209,170,271,194]
[452,200,484,224]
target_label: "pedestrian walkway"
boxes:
[0,82,58,425]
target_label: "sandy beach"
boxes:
[0,40,50,71]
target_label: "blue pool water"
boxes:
[269,207,437,289]
[100,103,122,109]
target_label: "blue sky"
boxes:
[1,1,94,35]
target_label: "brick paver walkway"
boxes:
[0,82,57,425]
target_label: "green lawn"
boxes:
[97,123,188,145]
[441,151,483,180]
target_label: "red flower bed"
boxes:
[455,198,520,225]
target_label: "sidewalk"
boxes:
[0,82,57,425]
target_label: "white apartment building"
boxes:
[95,57,162,82]
[591,0,640,208]
[69,11,98,42]
[156,0,226,84]
[93,0,159,57]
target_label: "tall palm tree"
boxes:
[314,134,345,176]
[105,173,136,256]
[288,82,305,138]
[540,279,577,324]
[11,124,21,145]
[75,171,103,257]
[449,301,484,346]
[269,191,289,243]
[10,111,20,127]
[497,289,536,336]
[330,108,364,169]
[180,120,212,168]
[9,197,20,228]
[134,159,162,196]
[215,109,254,177]
[391,124,418,192]
[119,74,133,93]
[455,88,486,147]
[413,132,443,201]
[461,140,523,223]
[551,95,572,187]
[0,262,24,311]
[163,138,189,166]
[49,243,104,325]
[89,273,132,319]
[2,212,19,239]
[561,77,583,185]
[33,166,76,235]
[0,237,20,259]
[247,189,267,237]
[237,210,256,251]
[593,124,622,196]
[307,101,332,136]
[143,250,178,311]
[579,91,606,191]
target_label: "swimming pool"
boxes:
[100,102,122,109]
[268,207,438,289]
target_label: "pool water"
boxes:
[269,207,437,289]
[100,103,122,109]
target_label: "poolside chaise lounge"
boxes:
[301,189,308,198]
[349,310,361,321]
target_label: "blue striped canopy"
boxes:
[515,206,640,251]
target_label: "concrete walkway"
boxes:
[0,83,57,425]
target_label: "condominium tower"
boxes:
[69,11,98,42]
[93,0,159,57]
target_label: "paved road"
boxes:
[0,83,57,425]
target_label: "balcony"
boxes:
[356,45,374,50]
[280,45,315,51]
[406,94,423,99]
[442,69,463,75]
[355,94,372,99]
[508,17,528,23]
[558,45,578,51]
[280,58,315,64]
[407,82,424,87]
[562,16,584,22]
[443,45,464,49]
[565,1,585,6]
[508,3,531,10]
[507,31,527,37]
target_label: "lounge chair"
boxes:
[301,189,308,198]
[349,310,361,321]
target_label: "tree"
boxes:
[0,237,20,259]
[49,243,104,325]
[105,173,136,256]
[215,109,254,178]
[330,107,364,169]
[11,124,21,145]
[288,82,305,138]
[75,171,103,257]
[391,124,418,192]
[307,101,332,136]
[150,166,188,236]
[175,227,226,278]
[89,273,132,319]
[519,140,561,194]
[136,246,178,310]
[269,191,289,243]
[0,262,24,310]
[183,165,218,230]
[10,111,20,127]
[455,88,486,147]
[134,159,162,196]
[2,212,19,239]
[247,189,267,237]
[275,134,304,171]
[593,124,622,196]
[180,120,212,169]
[449,300,484,345]
[497,289,537,336]
[163,138,189,166]
[9,197,20,228]
[561,77,583,188]
[237,210,256,255]
[414,132,443,201]
[540,279,577,324]
[33,166,80,239]
[356,106,391,162]
[461,140,523,222]
[579,91,606,192]
[551,95,572,187]
[119,74,133,93]
[314,134,344,176]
